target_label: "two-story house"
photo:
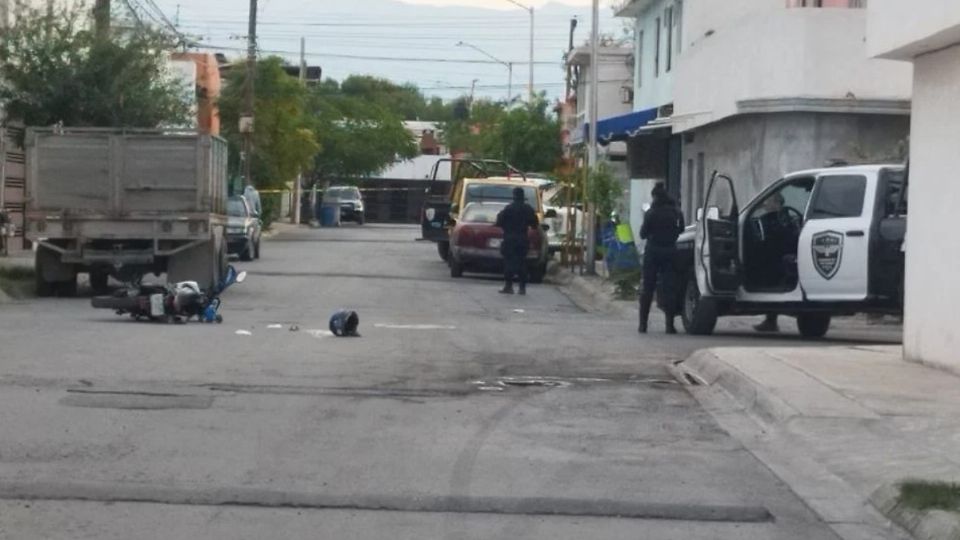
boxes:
[562,44,635,207]
[616,0,914,224]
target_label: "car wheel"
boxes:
[437,241,450,262]
[253,237,261,260]
[797,313,831,339]
[450,259,463,278]
[529,263,545,284]
[239,236,253,262]
[357,214,365,225]
[681,272,718,336]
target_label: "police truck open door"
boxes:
[696,172,741,297]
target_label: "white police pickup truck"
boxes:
[675,164,907,338]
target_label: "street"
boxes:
[0,224,902,539]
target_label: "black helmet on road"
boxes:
[329,309,360,337]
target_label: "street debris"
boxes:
[289,324,300,332]
[267,324,283,329]
[513,309,525,314]
[235,330,252,336]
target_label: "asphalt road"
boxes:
[0,224,901,539]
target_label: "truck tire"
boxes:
[681,273,718,336]
[797,313,832,339]
[438,241,450,262]
[35,268,55,297]
[35,245,75,297]
[90,270,110,295]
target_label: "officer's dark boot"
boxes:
[665,314,677,335]
[638,292,653,333]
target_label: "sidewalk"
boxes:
[674,346,960,540]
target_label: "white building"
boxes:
[867,0,960,372]
[615,0,914,223]
[564,45,635,146]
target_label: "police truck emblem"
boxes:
[811,231,844,280]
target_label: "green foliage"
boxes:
[259,193,283,230]
[589,163,623,220]
[899,481,960,512]
[220,57,320,190]
[443,97,562,172]
[613,268,643,300]
[0,4,190,134]
[307,80,417,181]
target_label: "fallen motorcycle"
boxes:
[91,266,247,324]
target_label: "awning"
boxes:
[578,108,660,145]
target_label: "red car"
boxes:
[448,202,549,283]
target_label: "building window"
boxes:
[654,17,661,76]
[665,7,673,72]
[675,0,683,55]
[637,30,644,88]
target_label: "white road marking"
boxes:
[373,324,457,330]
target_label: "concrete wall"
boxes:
[867,0,960,60]
[900,45,960,371]
[679,112,909,219]
[674,7,912,133]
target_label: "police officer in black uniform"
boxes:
[495,187,539,296]
[639,183,685,334]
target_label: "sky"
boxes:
[152,0,623,102]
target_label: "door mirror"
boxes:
[544,209,558,219]
[696,208,703,221]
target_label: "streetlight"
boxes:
[456,41,513,101]
[503,0,534,101]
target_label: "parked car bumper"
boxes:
[226,233,250,254]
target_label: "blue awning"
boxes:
[577,108,660,145]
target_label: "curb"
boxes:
[870,484,960,540]
[552,266,635,318]
[672,348,800,425]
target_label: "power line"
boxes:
[195,42,558,65]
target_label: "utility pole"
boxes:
[504,0,534,101]
[93,0,110,39]
[566,18,578,99]
[469,79,479,104]
[241,0,258,190]
[528,6,534,100]
[293,37,305,226]
[507,62,513,102]
[585,0,600,275]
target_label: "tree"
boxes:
[0,5,190,135]
[443,97,562,173]
[220,56,320,191]
[306,80,417,182]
